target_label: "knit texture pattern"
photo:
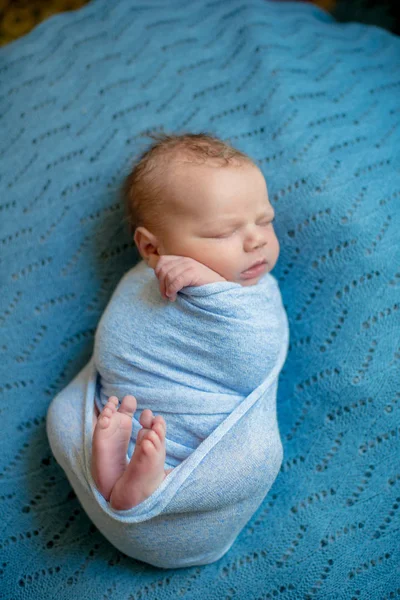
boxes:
[0,0,399,597]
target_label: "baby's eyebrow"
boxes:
[217,210,275,225]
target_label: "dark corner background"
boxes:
[0,0,399,47]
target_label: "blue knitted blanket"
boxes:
[1,0,399,596]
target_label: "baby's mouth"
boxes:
[241,259,267,273]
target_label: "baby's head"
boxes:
[122,131,279,286]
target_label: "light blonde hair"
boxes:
[121,130,255,238]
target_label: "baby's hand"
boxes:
[152,255,226,301]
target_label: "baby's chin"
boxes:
[234,273,267,287]
[234,266,270,286]
[238,278,262,287]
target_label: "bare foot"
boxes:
[91,395,137,501]
[109,409,169,510]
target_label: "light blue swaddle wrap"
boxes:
[47,259,289,568]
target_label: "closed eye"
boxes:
[213,217,275,238]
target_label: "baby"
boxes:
[91,132,280,510]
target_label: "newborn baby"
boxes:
[91,132,280,511]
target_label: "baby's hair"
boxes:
[122,130,255,238]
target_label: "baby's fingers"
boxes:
[166,268,194,301]
[154,256,182,299]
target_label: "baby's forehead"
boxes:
[165,159,268,211]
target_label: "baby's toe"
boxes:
[119,394,137,417]
[102,406,114,419]
[139,408,154,429]
[105,399,118,413]
[141,439,158,456]
[97,404,115,429]
[152,415,166,430]
[152,418,166,441]
[99,414,111,429]
[143,429,161,451]
[136,428,147,445]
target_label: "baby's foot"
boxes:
[91,395,137,501]
[109,409,169,510]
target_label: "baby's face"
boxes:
[143,161,279,286]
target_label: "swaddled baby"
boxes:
[91,132,282,511]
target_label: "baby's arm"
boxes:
[152,255,226,301]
